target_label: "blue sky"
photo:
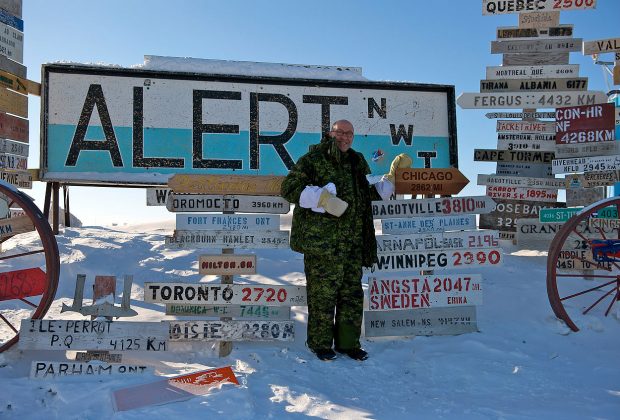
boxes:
[21,0,620,226]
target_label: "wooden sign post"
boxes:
[168,174,284,195]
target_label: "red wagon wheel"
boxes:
[547,196,620,332]
[0,181,60,352]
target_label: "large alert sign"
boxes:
[41,64,457,185]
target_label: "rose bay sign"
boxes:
[41,63,458,185]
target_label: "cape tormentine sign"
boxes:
[41,64,457,185]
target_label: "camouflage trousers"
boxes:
[304,252,364,351]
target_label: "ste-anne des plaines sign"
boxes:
[41,64,458,185]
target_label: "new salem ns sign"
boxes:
[41,64,457,185]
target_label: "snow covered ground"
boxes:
[1,219,619,419]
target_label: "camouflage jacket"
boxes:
[281,136,379,267]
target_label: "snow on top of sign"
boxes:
[137,55,368,81]
[47,60,125,68]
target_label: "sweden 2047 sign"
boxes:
[41,64,457,185]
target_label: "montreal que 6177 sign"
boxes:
[41,64,457,185]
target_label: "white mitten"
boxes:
[375,176,395,201]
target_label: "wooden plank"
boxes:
[456,91,607,109]
[75,351,122,363]
[487,64,580,80]
[486,185,557,202]
[0,151,26,169]
[165,304,291,320]
[589,217,620,229]
[364,306,478,337]
[583,37,620,55]
[393,167,469,195]
[502,52,569,66]
[93,276,116,301]
[368,247,502,273]
[0,267,46,301]
[0,8,23,30]
[557,250,613,271]
[614,64,619,85]
[144,283,307,306]
[30,361,149,379]
[0,214,34,238]
[367,274,482,311]
[0,137,27,155]
[146,187,170,206]
[0,86,26,117]
[198,254,257,275]
[177,214,279,231]
[18,320,169,351]
[486,111,556,118]
[552,155,620,174]
[168,174,284,196]
[167,193,290,214]
[474,149,554,164]
[477,174,565,189]
[0,111,27,141]
[565,170,620,188]
[479,199,566,232]
[483,0,596,15]
[166,230,289,249]
[0,1,22,18]
[0,169,31,188]
[555,141,620,158]
[496,120,556,133]
[516,218,563,247]
[0,54,25,77]
[376,231,499,254]
[481,77,587,92]
[496,162,552,177]
[0,69,40,95]
[497,25,573,39]
[0,21,22,62]
[497,139,556,152]
[539,207,582,223]
[372,196,496,219]
[381,215,477,234]
[169,320,294,341]
[112,367,239,412]
[498,133,555,141]
[492,38,582,54]
[518,11,560,28]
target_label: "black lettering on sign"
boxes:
[418,151,437,168]
[133,87,184,168]
[390,124,413,146]
[249,93,297,170]
[368,98,387,119]
[65,84,123,167]
[192,90,242,169]
[302,95,348,138]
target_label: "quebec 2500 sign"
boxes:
[41,64,457,185]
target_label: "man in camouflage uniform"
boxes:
[281,120,383,361]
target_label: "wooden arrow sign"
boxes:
[0,69,40,96]
[169,174,284,196]
[393,168,469,195]
[0,268,47,301]
[565,171,620,188]
[491,38,582,54]
[457,91,607,109]
[583,37,620,55]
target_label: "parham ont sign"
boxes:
[41,64,458,185]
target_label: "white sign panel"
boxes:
[496,120,556,133]
[457,91,607,109]
[491,38,582,54]
[144,283,307,306]
[0,138,28,156]
[0,21,23,62]
[486,185,557,202]
[176,214,279,231]
[169,320,294,341]
[364,306,478,337]
[368,274,483,310]
[503,52,569,66]
[583,37,620,55]
[376,231,499,253]
[372,196,496,219]
[146,188,170,206]
[381,215,477,234]
[30,361,149,379]
[497,139,556,152]
[167,194,290,214]
[165,230,289,249]
[555,141,620,158]
[0,152,27,170]
[486,111,556,119]
[482,0,596,15]
[368,248,502,273]
[552,155,620,174]
[478,174,567,190]
[42,64,457,184]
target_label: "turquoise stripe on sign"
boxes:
[47,125,451,175]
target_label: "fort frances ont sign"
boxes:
[41,64,457,185]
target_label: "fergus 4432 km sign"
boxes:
[40,64,458,185]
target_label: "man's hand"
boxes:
[386,153,413,183]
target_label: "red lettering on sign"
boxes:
[0,268,47,301]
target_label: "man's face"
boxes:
[330,122,355,153]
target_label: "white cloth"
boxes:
[375,177,395,201]
[299,182,337,213]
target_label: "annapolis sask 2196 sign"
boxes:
[40,64,457,185]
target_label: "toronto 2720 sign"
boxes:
[41,64,458,185]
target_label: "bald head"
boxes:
[330,120,355,152]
